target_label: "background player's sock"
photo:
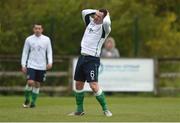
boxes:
[24,84,32,103]
[95,89,108,111]
[31,87,40,106]
[75,90,84,112]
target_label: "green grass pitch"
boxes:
[0,96,180,122]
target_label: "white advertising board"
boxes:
[72,58,154,92]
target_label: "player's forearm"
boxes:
[21,63,26,68]
[82,9,96,24]
[47,55,53,65]
[21,53,28,67]
[103,14,111,34]
[47,40,53,65]
[82,9,96,17]
[21,41,29,67]
[47,49,53,65]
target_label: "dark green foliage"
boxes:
[0,0,179,57]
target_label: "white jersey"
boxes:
[21,34,53,70]
[81,9,111,57]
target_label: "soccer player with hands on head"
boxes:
[69,8,112,117]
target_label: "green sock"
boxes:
[31,92,38,105]
[24,84,32,102]
[75,91,84,112]
[25,90,31,102]
[31,87,39,105]
[95,90,108,111]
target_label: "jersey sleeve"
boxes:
[47,38,53,65]
[103,14,111,36]
[82,9,96,26]
[21,38,30,67]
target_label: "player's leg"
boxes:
[75,81,85,113]
[30,81,40,108]
[85,56,112,116]
[89,82,112,117]
[68,81,85,116]
[69,56,86,116]
[23,68,35,108]
[89,82,107,111]
[23,80,34,107]
[30,69,46,108]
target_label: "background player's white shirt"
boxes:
[21,34,53,70]
[81,9,111,57]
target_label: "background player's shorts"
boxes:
[74,55,100,82]
[26,68,46,82]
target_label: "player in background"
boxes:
[21,23,53,108]
[69,9,112,117]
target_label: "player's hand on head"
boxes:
[107,11,109,15]
[47,64,52,70]
[21,67,27,74]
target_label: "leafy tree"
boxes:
[0,0,179,57]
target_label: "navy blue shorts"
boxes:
[26,68,46,82]
[74,55,100,82]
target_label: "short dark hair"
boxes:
[99,9,108,18]
[33,23,43,28]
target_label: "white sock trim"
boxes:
[32,87,40,94]
[25,84,32,91]
[75,89,84,93]
[94,89,103,96]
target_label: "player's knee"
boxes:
[34,82,40,88]
[27,80,34,86]
[76,84,84,90]
[90,83,99,92]
[90,85,96,92]
[76,81,84,90]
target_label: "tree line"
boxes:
[0,0,180,57]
